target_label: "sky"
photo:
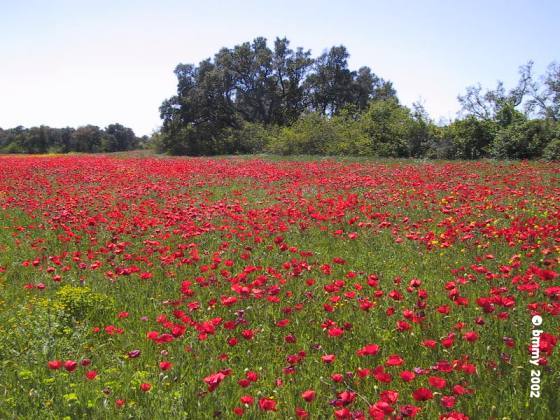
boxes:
[1,0,559,136]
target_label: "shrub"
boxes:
[359,99,413,157]
[444,117,496,159]
[266,113,337,155]
[222,122,274,154]
[54,285,115,323]
[491,119,555,159]
[543,137,560,161]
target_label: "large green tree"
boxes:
[104,123,138,152]
[360,98,414,157]
[305,46,395,116]
[159,37,393,155]
[159,37,314,152]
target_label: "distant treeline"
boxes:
[3,37,559,160]
[0,124,147,154]
[156,37,560,160]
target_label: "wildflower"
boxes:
[301,389,316,402]
[64,360,78,372]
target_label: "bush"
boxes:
[54,285,115,323]
[264,111,369,156]
[359,99,413,157]
[266,113,338,155]
[491,119,555,159]
[329,112,370,155]
[425,136,457,160]
[222,122,274,154]
[543,137,560,161]
[444,117,496,159]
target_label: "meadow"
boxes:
[0,155,558,419]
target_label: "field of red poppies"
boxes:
[0,155,558,419]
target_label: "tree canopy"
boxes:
[159,37,396,155]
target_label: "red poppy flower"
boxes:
[295,407,309,418]
[322,354,336,364]
[238,378,250,388]
[380,390,399,404]
[64,360,78,372]
[331,373,344,382]
[439,412,469,420]
[204,370,230,392]
[386,354,404,366]
[241,329,255,340]
[400,370,416,382]
[422,339,437,349]
[334,408,351,419]
[159,361,172,371]
[412,388,434,401]
[328,327,344,337]
[258,397,277,411]
[440,395,456,408]
[48,360,63,370]
[452,384,472,395]
[246,371,259,382]
[85,370,97,380]
[301,389,316,402]
[240,395,254,405]
[400,404,421,417]
[429,376,447,389]
[463,331,478,342]
[357,344,380,356]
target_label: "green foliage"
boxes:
[543,136,560,161]
[329,110,372,155]
[0,293,96,368]
[267,113,337,155]
[0,124,140,154]
[494,102,527,128]
[103,123,138,152]
[54,285,115,323]
[266,112,370,156]
[304,47,396,115]
[263,100,434,158]
[443,116,496,159]
[159,37,394,156]
[157,125,220,156]
[491,119,556,159]
[72,125,105,153]
[360,99,413,157]
[527,62,560,121]
[406,103,437,158]
[222,122,276,154]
